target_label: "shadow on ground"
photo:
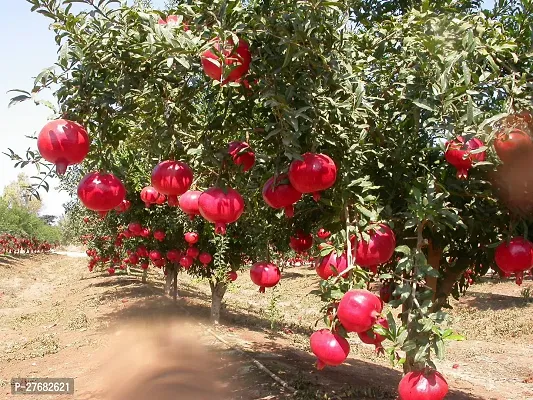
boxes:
[461,291,530,311]
[93,275,485,400]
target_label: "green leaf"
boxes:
[395,245,411,256]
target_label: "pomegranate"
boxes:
[186,247,200,259]
[114,199,131,213]
[227,271,238,281]
[317,228,331,239]
[140,262,149,270]
[250,261,281,293]
[310,329,350,370]
[199,253,212,267]
[198,187,245,235]
[151,160,193,206]
[128,254,139,265]
[149,250,162,262]
[107,267,115,276]
[289,231,313,253]
[140,186,160,207]
[153,258,166,268]
[184,232,199,245]
[444,136,486,179]
[153,230,166,241]
[228,141,255,172]
[136,246,149,258]
[141,227,151,238]
[37,119,90,175]
[288,153,337,201]
[201,37,251,84]
[494,128,533,163]
[178,190,202,220]
[398,369,449,400]
[166,249,182,262]
[379,282,394,303]
[128,222,142,236]
[262,174,302,218]
[357,317,389,351]
[494,236,533,285]
[155,193,166,205]
[352,224,396,274]
[77,172,126,217]
[179,255,194,270]
[337,289,383,333]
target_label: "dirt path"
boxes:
[1,254,532,399]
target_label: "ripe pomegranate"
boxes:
[140,262,149,270]
[315,251,348,280]
[151,160,193,207]
[250,261,281,293]
[155,193,166,205]
[140,186,160,208]
[227,271,238,281]
[77,172,126,217]
[199,252,212,266]
[352,224,396,274]
[357,317,389,351]
[201,37,251,84]
[288,153,337,201]
[107,267,115,275]
[179,255,194,270]
[289,231,313,253]
[149,250,162,262]
[198,187,245,235]
[186,247,200,259]
[228,141,255,172]
[310,329,350,370]
[128,254,139,265]
[184,232,199,245]
[379,282,393,303]
[494,236,533,285]
[398,369,449,400]
[153,230,166,241]
[262,174,302,218]
[136,246,149,258]
[166,249,182,262]
[444,136,486,179]
[317,228,331,239]
[153,258,166,268]
[141,227,151,238]
[178,190,202,220]
[114,199,131,213]
[128,222,142,236]
[337,289,383,333]
[494,128,533,163]
[37,119,90,175]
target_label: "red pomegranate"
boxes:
[149,250,162,262]
[228,141,255,172]
[398,369,449,400]
[166,249,181,262]
[184,232,199,245]
[337,289,383,333]
[136,245,149,258]
[357,317,389,351]
[114,199,131,213]
[155,193,166,205]
[262,174,302,218]
[310,329,350,370]
[153,230,166,241]
[315,251,348,280]
[495,236,533,285]
[141,227,151,238]
[140,186,161,208]
[288,153,337,201]
[444,136,486,179]
[186,247,200,259]
[128,253,139,265]
[199,252,212,266]
[77,172,126,217]
[198,187,245,235]
[352,224,396,274]
[179,255,194,270]
[379,282,394,303]
[227,271,238,281]
[140,262,149,270]
[151,160,193,207]
[494,128,533,163]
[201,37,251,84]
[37,119,90,175]
[128,222,142,236]
[317,228,331,239]
[179,190,202,220]
[290,231,313,253]
[107,267,115,276]
[250,261,281,293]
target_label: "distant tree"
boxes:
[1,174,42,215]
[133,0,152,9]
[39,215,57,226]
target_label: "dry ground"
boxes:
[1,254,532,399]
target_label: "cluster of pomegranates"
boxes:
[0,234,54,255]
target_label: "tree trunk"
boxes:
[142,269,147,284]
[209,280,227,325]
[173,267,178,301]
[427,242,442,301]
[165,268,173,295]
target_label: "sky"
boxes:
[0,0,495,217]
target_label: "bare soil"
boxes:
[1,254,532,400]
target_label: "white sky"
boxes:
[0,0,495,217]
